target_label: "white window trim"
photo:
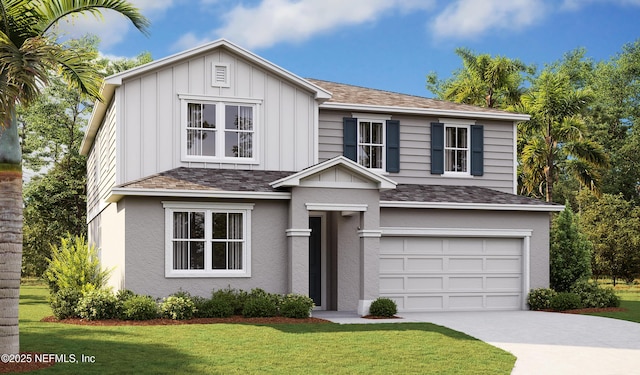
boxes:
[179,94,262,164]
[354,115,389,173]
[163,201,254,278]
[440,118,476,177]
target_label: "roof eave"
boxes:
[380,201,564,212]
[80,82,116,155]
[321,102,531,122]
[107,187,292,203]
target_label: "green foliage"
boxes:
[75,288,118,320]
[159,296,196,320]
[242,289,279,318]
[43,234,111,294]
[22,153,87,276]
[550,204,592,292]
[193,295,234,318]
[550,292,583,311]
[571,281,621,308]
[578,192,640,284]
[279,294,315,318]
[119,295,158,321]
[48,288,82,320]
[527,288,557,310]
[369,297,398,317]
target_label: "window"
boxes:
[343,116,400,173]
[431,121,484,176]
[181,95,259,163]
[164,202,253,277]
[358,120,384,169]
[445,125,469,173]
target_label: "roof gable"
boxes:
[271,156,397,190]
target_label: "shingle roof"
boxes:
[120,168,293,192]
[308,79,519,115]
[120,167,558,208]
[381,184,558,206]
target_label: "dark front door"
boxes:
[309,217,322,306]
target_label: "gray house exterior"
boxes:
[81,39,562,315]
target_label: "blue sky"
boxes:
[59,0,640,97]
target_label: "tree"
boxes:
[517,69,608,202]
[0,0,148,355]
[426,47,533,108]
[578,192,640,285]
[22,153,86,276]
[550,204,592,292]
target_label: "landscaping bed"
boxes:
[41,315,330,325]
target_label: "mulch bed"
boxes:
[559,307,627,314]
[41,315,331,325]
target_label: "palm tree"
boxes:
[517,70,608,202]
[0,0,148,355]
[426,47,533,109]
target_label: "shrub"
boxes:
[369,297,398,317]
[160,296,196,320]
[120,295,158,320]
[49,288,82,320]
[571,281,621,308]
[212,288,248,315]
[527,288,557,311]
[550,205,592,292]
[242,289,279,318]
[75,288,118,320]
[43,234,111,294]
[550,292,583,311]
[280,294,315,318]
[193,296,234,318]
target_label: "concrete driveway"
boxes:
[312,310,640,375]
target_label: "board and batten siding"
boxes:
[116,48,318,185]
[86,99,117,221]
[318,110,515,193]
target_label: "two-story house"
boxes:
[80,39,562,315]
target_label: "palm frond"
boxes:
[29,0,150,35]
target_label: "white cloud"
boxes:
[170,32,211,52]
[561,0,640,10]
[431,0,546,40]
[207,0,435,49]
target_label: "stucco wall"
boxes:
[121,197,289,298]
[99,202,126,290]
[380,208,551,289]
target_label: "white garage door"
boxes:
[380,236,523,311]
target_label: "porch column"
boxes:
[357,210,382,316]
[286,228,311,295]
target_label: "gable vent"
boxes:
[212,63,230,88]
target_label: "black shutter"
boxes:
[430,122,444,174]
[470,125,484,176]
[343,117,357,162]
[386,120,400,173]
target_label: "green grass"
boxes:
[16,284,515,374]
[585,279,640,323]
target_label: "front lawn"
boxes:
[14,284,515,374]
[585,279,640,324]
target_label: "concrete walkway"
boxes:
[312,310,640,375]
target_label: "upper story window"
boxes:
[431,120,484,176]
[164,202,253,278]
[358,119,385,170]
[445,125,469,173]
[343,115,400,173]
[180,95,260,164]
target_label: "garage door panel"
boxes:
[486,258,521,272]
[449,276,484,290]
[406,258,443,271]
[380,258,404,272]
[380,236,524,312]
[448,258,484,271]
[407,277,443,291]
[446,238,484,254]
[486,276,521,290]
